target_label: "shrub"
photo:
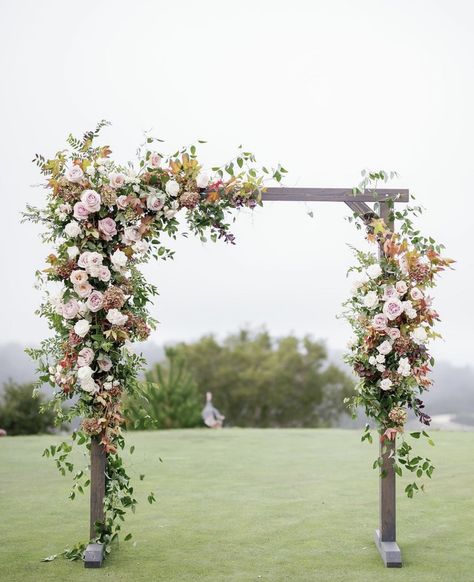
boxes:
[0,381,57,435]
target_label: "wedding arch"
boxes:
[24,122,451,569]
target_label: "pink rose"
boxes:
[98,266,111,282]
[78,251,91,269]
[116,195,129,209]
[383,298,404,321]
[62,299,79,320]
[147,194,164,212]
[148,153,162,168]
[80,189,101,212]
[410,287,424,301]
[386,327,401,340]
[98,218,117,241]
[109,172,126,189]
[77,347,94,367]
[73,202,90,221]
[86,290,104,312]
[382,286,398,300]
[74,282,93,298]
[70,270,88,285]
[372,314,388,331]
[97,354,113,372]
[122,226,140,245]
[65,165,84,183]
[395,281,408,295]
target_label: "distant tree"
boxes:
[0,381,57,435]
[125,348,202,430]
[172,329,353,428]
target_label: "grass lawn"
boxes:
[0,429,472,582]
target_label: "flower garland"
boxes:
[23,121,285,559]
[343,173,453,497]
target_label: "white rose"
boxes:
[111,249,128,270]
[77,365,93,382]
[74,319,90,338]
[64,221,82,238]
[65,165,84,183]
[376,364,386,373]
[148,153,162,168]
[132,240,149,254]
[86,165,96,177]
[366,263,382,279]
[165,179,180,197]
[397,357,411,377]
[363,291,379,309]
[106,308,128,326]
[368,356,377,366]
[376,354,385,363]
[410,287,424,301]
[377,340,392,355]
[196,171,210,188]
[380,378,393,391]
[67,246,79,259]
[81,377,99,393]
[411,326,428,345]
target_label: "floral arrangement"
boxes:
[23,121,285,559]
[343,173,453,497]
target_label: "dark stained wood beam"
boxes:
[262,187,409,203]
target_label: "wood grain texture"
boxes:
[262,187,409,203]
[89,438,106,540]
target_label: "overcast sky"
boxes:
[1,0,473,365]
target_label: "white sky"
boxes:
[1,0,473,365]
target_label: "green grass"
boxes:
[0,429,472,581]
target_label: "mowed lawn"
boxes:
[0,429,472,582]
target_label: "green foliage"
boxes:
[125,348,202,430]
[0,381,57,435]
[171,329,352,428]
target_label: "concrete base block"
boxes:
[374,529,402,568]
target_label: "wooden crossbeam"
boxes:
[262,187,409,203]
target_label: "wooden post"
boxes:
[374,200,402,568]
[84,437,106,568]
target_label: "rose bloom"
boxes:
[377,340,392,355]
[111,249,128,270]
[382,286,398,300]
[86,290,104,312]
[411,326,428,344]
[74,282,93,298]
[363,291,379,309]
[133,240,149,254]
[77,301,88,316]
[74,319,90,338]
[372,313,388,331]
[383,298,404,321]
[147,194,164,212]
[98,218,117,241]
[67,246,79,259]
[62,299,80,320]
[386,327,401,340]
[165,179,180,197]
[410,287,424,301]
[78,251,91,269]
[366,263,382,279]
[116,195,129,209]
[97,354,113,372]
[64,221,82,238]
[148,153,162,168]
[70,269,88,286]
[77,347,94,367]
[98,265,111,282]
[196,171,210,188]
[81,189,101,212]
[65,165,84,183]
[380,378,393,391]
[109,172,127,189]
[73,202,90,221]
[122,226,140,245]
[395,280,408,295]
[106,308,128,326]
